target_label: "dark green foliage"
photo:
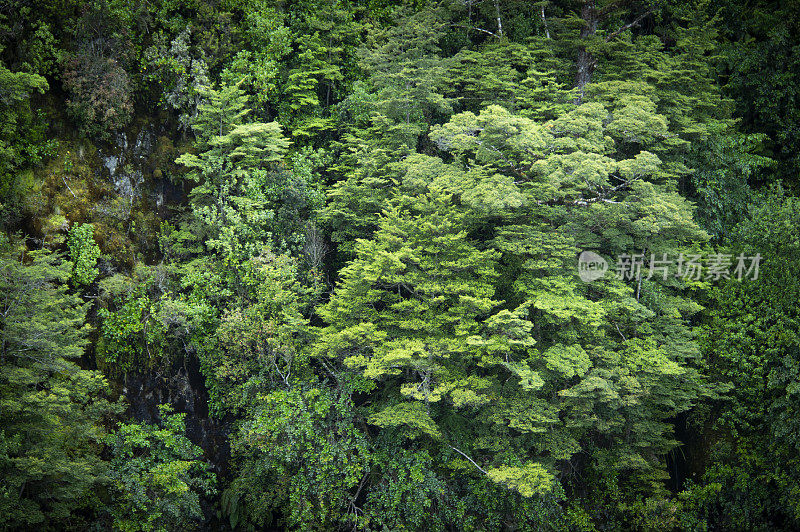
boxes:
[62,43,134,138]
[0,237,122,530]
[0,61,51,224]
[684,189,800,529]
[715,0,800,187]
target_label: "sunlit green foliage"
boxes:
[67,222,100,285]
[105,404,216,532]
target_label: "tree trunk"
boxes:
[494,0,503,37]
[575,0,598,104]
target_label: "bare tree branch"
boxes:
[605,7,654,42]
[541,5,551,39]
[494,0,504,37]
[448,444,488,475]
[449,23,500,38]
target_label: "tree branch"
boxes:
[449,23,500,39]
[494,0,504,37]
[448,444,488,475]
[541,5,551,39]
[605,8,654,42]
[62,175,77,198]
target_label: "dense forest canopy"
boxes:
[1,0,799,530]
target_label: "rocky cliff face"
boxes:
[122,353,230,475]
[96,121,225,465]
[30,112,224,466]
